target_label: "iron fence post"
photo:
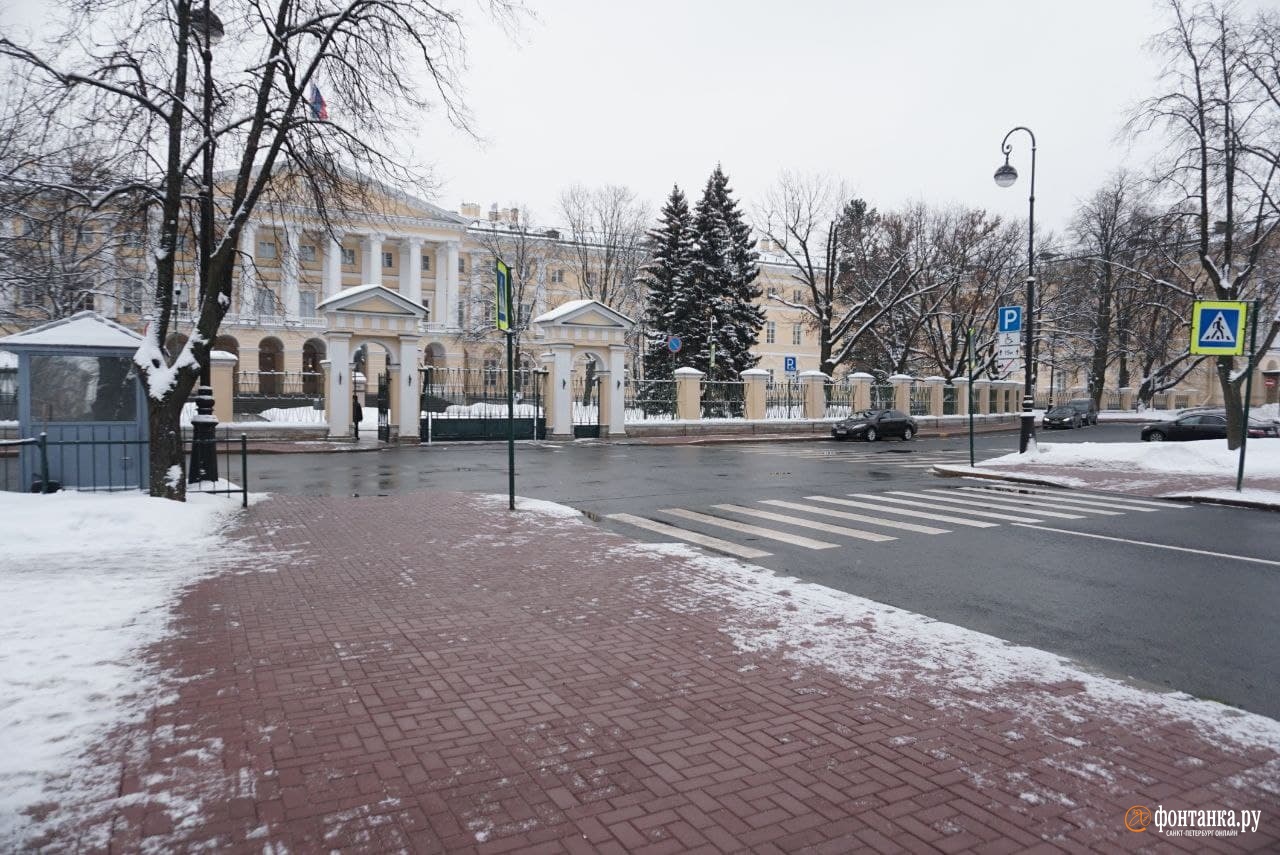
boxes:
[39,432,50,493]
[241,433,248,508]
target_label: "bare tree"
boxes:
[2,0,518,497]
[557,184,650,315]
[1130,0,1280,446]
[467,206,557,361]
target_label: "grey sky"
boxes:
[413,0,1183,233]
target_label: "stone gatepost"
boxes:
[674,367,703,421]
[210,350,238,424]
[320,359,332,424]
[1119,387,1135,410]
[539,350,558,433]
[973,379,992,415]
[799,370,830,419]
[741,369,769,420]
[924,376,945,417]
[608,345,628,436]
[595,369,613,433]
[889,374,913,413]
[953,377,970,416]
[849,372,873,411]
[548,343,574,438]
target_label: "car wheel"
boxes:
[902,427,914,441]
[866,427,878,442]
[1147,430,1165,442]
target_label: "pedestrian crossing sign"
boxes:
[495,259,512,331]
[1191,300,1246,355]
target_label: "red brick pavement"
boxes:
[40,491,1280,853]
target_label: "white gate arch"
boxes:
[531,299,634,438]
[317,284,426,440]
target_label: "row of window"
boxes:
[766,287,806,304]
[764,321,804,345]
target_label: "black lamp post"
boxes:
[994,126,1037,453]
[187,1,224,483]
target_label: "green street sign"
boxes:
[495,259,512,331]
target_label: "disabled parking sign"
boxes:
[1191,301,1247,355]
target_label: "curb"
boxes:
[929,465,1076,489]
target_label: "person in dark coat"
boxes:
[352,392,364,438]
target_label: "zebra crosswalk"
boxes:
[603,484,1185,559]
[738,445,1009,469]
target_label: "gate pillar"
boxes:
[608,345,628,435]
[595,369,612,433]
[548,343,574,439]
[398,334,419,440]
[327,332,353,438]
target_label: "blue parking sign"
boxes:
[784,356,797,373]
[998,306,1023,333]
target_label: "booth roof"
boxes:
[0,311,144,350]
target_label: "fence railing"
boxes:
[1,429,248,505]
[870,384,894,410]
[766,380,805,419]
[236,371,323,397]
[909,385,931,416]
[823,382,854,419]
[701,380,745,419]
[943,385,957,415]
[624,378,677,422]
[422,367,544,420]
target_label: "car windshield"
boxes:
[849,410,879,420]
[1047,407,1074,416]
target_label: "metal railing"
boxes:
[1,429,248,505]
[943,385,957,415]
[870,384,894,410]
[624,378,677,422]
[236,371,323,397]
[701,380,745,419]
[421,366,544,419]
[909,385,931,416]
[766,380,804,419]
[823,382,854,419]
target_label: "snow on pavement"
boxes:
[979,437,1280,477]
[0,491,250,847]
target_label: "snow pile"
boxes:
[442,402,541,418]
[979,439,1280,477]
[0,491,248,846]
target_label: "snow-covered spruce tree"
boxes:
[640,185,695,378]
[687,165,763,384]
[2,0,519,499]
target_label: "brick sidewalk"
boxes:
[43,492,1280,853]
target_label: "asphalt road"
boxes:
[249,424,1280,718]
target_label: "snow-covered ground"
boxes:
[0,491,251,846]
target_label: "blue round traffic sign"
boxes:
[668,336,682,353]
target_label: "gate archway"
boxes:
[531,299,634,439]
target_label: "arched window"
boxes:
[302,339,325,395]
[258,337,284,395]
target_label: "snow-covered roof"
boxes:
[535,299,596,323]
[0,311,144,349]
[315,283,427,317]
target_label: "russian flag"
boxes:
[310,83,328,120]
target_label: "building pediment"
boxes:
[317,284,427,318]
[533,299,634,330]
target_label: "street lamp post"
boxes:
[188,1,224,483]
[994,126,1037,453]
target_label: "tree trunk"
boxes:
[1217,356,1245,450]
[147,395,187,500]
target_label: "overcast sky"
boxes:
[412,0,1182,233]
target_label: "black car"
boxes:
[832,409,917,441]
[1141,410,1278,442]
[1066,398,1099,425]
[1042,405,1082,429]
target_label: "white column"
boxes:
[323,233,344,299]
[282,225,301,318]
[328,332,352,438]
[239,221,258,317]
[446,240,460,329]
[400,237,423,306]
[433,242,448,326]
[550,342,574,438]
[608,344,627,436]
[398,334,420,440]
[361,233,383,285]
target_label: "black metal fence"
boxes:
[823,382,854,419]
[236,371,323,397]
[766,380,804,419]
[419,366,546,441]
[624,378,677,422]
[701,380,745,419]
[1,429,248,506]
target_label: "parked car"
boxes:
[831,409,917,441]
[1142,409,1278,442]
[1042,405,1082,430]
[1065,397,1099,425]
